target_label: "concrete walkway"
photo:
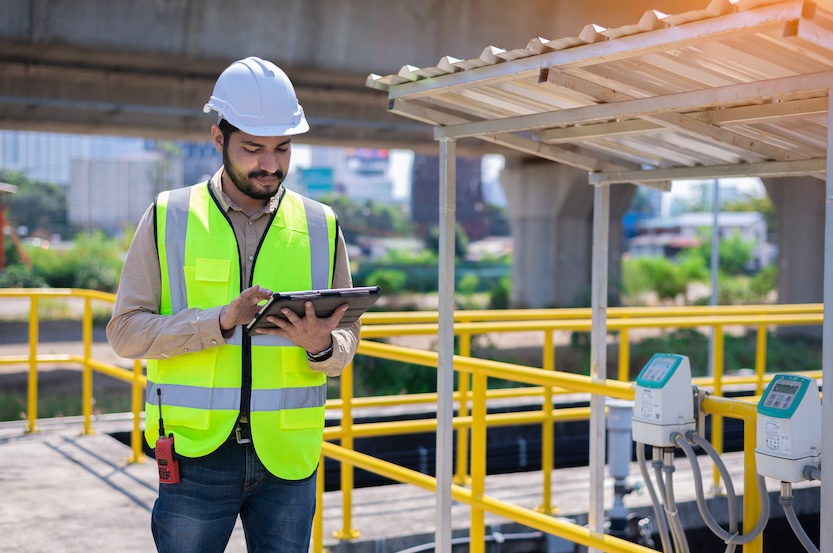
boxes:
[1,415,822,553]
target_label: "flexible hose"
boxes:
[675,432,770,545]
[662,460,691,553]
[781,484,819,553]
[673,433,736,553]
[689,433,738,506]
[693,432,770,543]
[637,442,674,552]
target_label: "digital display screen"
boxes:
[641,356,675,382]
[772,382,799,396]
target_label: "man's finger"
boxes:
[326,303,349,326]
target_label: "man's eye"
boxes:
[244,148,259,154]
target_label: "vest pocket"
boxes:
[155,349,219,430]
[280,406,325,429]
[184,258,232,309]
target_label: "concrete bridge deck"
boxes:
[0,416,821,553]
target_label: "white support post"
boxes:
[820,92,833,553]
[588,181,610,551]
[436,137,457,553]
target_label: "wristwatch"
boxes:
[307,339,334,362]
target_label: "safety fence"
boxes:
[0,288,824,553]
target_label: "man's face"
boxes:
[213,127,292,201]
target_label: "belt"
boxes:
[233,422,251,444]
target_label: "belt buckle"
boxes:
[235,425,251,444]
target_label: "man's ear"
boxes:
[210,125,224,153]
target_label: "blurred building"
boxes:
[629,211,772,270]
[294,146,396,203]
[0,130,145,185]
[69,152,183,235]
[179,141,222,185]
[410,154,487,241]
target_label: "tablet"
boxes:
[245,285,381,335]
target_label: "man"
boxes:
[107,56,360,553]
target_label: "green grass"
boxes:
[0,391,133,422]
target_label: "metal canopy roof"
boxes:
[367,0,833,188]
[367,1,833,552]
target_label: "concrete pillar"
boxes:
[763,176,824,338]
[502,159,634,308]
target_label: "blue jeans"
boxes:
[151,437,317,553]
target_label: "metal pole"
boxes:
[819,90,833,553]
[436,137,457,553]
[709,179,719,379]
[588,181,610,551]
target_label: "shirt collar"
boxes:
[208,167,282,216]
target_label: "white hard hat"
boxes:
[203,56,309,136]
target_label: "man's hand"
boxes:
[259,301,348,353]
[219,285,273,331]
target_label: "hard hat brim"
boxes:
[203,102,309,137]
[234,118,310,137]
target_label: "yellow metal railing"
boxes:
[0,288,148,463]
[0,288,824,553]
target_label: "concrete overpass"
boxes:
[0,0,825,309]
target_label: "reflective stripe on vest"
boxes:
[147,182,336,477]
[147,381,327,411]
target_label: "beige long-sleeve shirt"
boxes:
[107,168,359,377]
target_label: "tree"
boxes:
[723,194,776,241]
[691,229,755,276]
[319,194,413,243]
[1,170,68,238]
[424,224,469,260]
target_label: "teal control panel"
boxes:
[758,375,811,419]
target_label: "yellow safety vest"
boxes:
[144,182,337,480]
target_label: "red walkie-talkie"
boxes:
[155,388,180,484]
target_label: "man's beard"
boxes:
[223,147,286,201]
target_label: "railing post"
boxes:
[742,412,763,553]
[26,295,39,433]
[618,327,630,381]
[82,295,95,436]
[537,330,557,515]
[711,325,725,494]
[313,452,327,553]
[754,323,767,396]
[333,361,360,540]
[454,332,471,486]
[470,368,487,553]
[128,359,146,464]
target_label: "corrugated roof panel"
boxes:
[368,0,833,179]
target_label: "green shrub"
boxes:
[365,269,407,294]
[26,231,123,292]
[488,276,511,309]
[623,256,687,300]
[689,230,756,276]
[353,346,438,396]
[750,265,776,298]
[0,265,47,288]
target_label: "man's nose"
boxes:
[259,153,281,174]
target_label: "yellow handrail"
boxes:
[0,288,823,553]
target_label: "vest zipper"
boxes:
[242,190,283,421]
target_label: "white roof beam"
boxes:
[545,69,805,161]
[434,71,833,139]
[589,157,826,184]
[537,119,661,143]
[688,97,827,125]
[390,99,628,172]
